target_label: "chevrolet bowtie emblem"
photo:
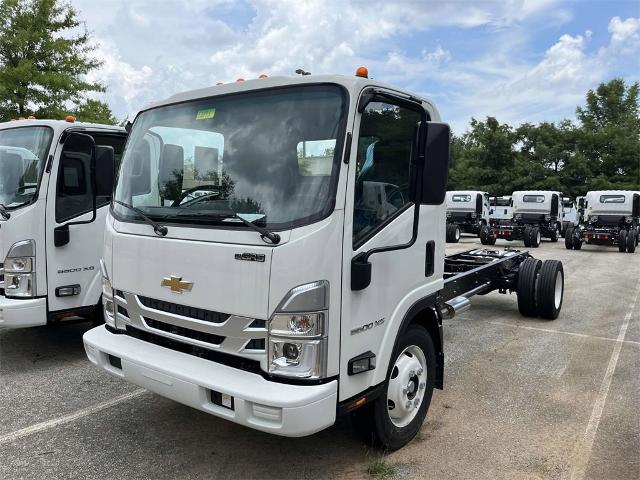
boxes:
[161,275,193,293]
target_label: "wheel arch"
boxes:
[375,293,444,390]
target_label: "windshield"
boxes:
[114,85,347,230]
[0,126,53,208]
[492,198,510,207]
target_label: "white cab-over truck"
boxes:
[0,119,126,328]
[490,190,564,247]
[561,196,579,236]
[83,72,565,450]
[565,190,640,252]
[489,195,512,222]
[444,190,491,244]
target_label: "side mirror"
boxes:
[95,145,115,197]
[475,193,483,215]
[490,209,494,215]
[578,198,585,208]
[411,122,450,205]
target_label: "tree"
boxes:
[576,79,640,189]
[72,99,118,125]
[0,0,104,121]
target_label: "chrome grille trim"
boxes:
[114,292,267,364]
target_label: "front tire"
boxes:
[352,325,436,451]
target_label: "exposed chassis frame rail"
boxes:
[438,248,531,315]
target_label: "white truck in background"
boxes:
[489,195,512,222]
[566,190,640,252]
[0,119,127,328]
[83,71,565,450]
[561,197,579,236]
[444,190,491,243]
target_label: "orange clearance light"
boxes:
[258,74,268,78]
[65,115,76,123]
[355,66,368,78]
[236,78,245,82]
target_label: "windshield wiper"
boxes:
[176,210,280,244]
[233,214,281,245]
[0,204,10,220]
[114,200,168,236]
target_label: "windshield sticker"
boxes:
[196,108,216,120]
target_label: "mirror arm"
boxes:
[360,202,420,264]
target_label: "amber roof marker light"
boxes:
[65,115,76,123]
[355,66,369,78]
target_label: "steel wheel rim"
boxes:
[455,228,460,240]
[387,345,427,428]
[554,271,563,309]
[536,231,541,244]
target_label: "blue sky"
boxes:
[72,0,640,133]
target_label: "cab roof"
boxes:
[0,119,125,136]
[141,73,441,121]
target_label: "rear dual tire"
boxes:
[627,228,637,253]
[517,258,564,320]
[523,226,541,248]
[446,224,461,243]
[479,225,496,245]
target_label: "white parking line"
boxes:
[568,278,640,480]
[487,321,640,346]
[0,389,146,446]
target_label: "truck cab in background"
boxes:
[490,190,564,247]
[0,119,127,328]
[561,197,579,236]
[489,195,512,223]
[565,190,640,253]
[445,190,490,244]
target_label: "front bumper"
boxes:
[0,296,47,328]
[83,326,338,437]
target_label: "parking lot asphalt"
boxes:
[1,237,638,480]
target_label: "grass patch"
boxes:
[367,453,395,479]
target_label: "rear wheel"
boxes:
[517,258,542,317]
[452,225,460,243]
[536,260,564,320]
[445,224,453,242]
[618,230,627,252]
[550,224,560,242]
[572,233,582,250]
[627,228,636,253]
[352,325,436,451]
[523,226,531,247]
[565,227,574,249]
[480,225,490,245]
[529,227,541,248]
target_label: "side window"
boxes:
[55,142,93,223]
[353,101,421,247]
[92,134,127,208]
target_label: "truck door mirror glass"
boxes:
[159,144,184,203]
[129,139,152,196]
[578,197,585,208]
[633,194,640,218]
[95,145,115,198]
[551,194,559,216]
[417,122,450,205]
[475,193,483,214]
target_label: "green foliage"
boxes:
[448,79,640,197]
[0,0,109,121]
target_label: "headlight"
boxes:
[545,215,551,221]
[268,281,329,379]
[515,214,522,221]
[625,216,633,223]
[446,212,451,218]
[470,213,477,219]
[590,215,598,223]
[4,240,35,298]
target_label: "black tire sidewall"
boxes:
[372,326,436,451]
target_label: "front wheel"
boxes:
[352,325,436,451]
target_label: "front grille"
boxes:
[144,317,225,345]
[126,326,261,375]
[139,296,229,324]
[117,305,129,318]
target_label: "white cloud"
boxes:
[67,1,635,132]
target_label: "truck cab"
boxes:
[82,72,564,450]
[489,195,512,222]
[0,119,127,328]
[566,190,640,252]
[561,196,579,236]
[444,190,490,243]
